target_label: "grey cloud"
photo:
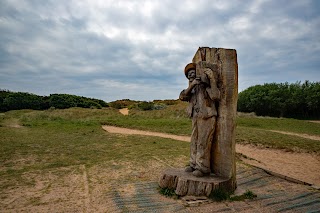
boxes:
[0,0,319,101]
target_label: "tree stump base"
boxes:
[159,168,235,197]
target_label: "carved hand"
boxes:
[190,78,201,87]
[204,68,214,79]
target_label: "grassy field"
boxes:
[1,104,319,178]
[0,108,190,210]
[0,107,190,177]
[0,105,319,210]
[100,102,320,153]
[237,116,320,136]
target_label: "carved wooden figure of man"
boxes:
[179,62,220,177]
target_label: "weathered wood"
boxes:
[192,47,238,191]
[159,47,238,196]
[159,168,232,196]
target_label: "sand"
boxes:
[119,108,129,115]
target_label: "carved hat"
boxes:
[184,63,196,78]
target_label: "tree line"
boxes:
[3,81,319,119]
[237,81,320,119]
[0,90,108,112]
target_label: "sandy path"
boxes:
[237,144,320,186]
[102,125,190,142]
[310,120,320,124]
[269,130,320,141]
[119,108,129,115]
[102,125,320,186]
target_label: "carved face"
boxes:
[187,69,196,80]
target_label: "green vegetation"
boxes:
[136,101,154,110]
[236,127,320,153]
[209,188,230,201]
[230,190,257,201]
[238,81,320,119]
[237,116,320,136]
[0,108,189,191]
[109,99,138,109]
[102,102,320,153]
[102,102,191,135]
[0,90,108,112]
[1,103,319,199]
[109,99,178,111]
[236,114,320,153]
[158,187,178,198]
[1,105,318,169]
[1,86,319,210]
[209,188,257,202]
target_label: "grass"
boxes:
[230,190,257,201]
[209,188,257,202]
[98,103,320,154]
[1,106,319,171]
[209,188,230,201]
[0,105,319,200]
[0,108,190,192]
[101,102,191,135]
[158,187,179,199]
[159,186,257,202]
[237,116,320,136]
[0,124,188,170]
[236,127,320,153]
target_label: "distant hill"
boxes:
[108,99,180,111]
[0,90,181,112]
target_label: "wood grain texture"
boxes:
[159,47,238,196]
[159,168,232,196]
[192,47,238,191]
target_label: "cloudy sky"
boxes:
[1,0,319,101]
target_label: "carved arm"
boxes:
[204,68,221,101]
[179,79,200,101]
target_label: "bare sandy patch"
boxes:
[2,118,23,128]
[102,125,190,142]
[268,130,320,141]
[0,166,85,212]
[102,125,320,186]
[237,144,320,186]
[8,124,23,128]
[119,108,129,115]
[309,120,320,124]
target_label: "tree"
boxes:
[0,90,108,112]
[237,81,320,119]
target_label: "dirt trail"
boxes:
[269,130,320,141]
[309,120,320,124]
[102,125,320,186]
[102,125,190,142]
[119,108,129,115]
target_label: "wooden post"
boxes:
[192,47,238,191]
[159,47,238,196]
